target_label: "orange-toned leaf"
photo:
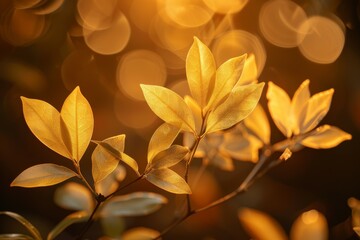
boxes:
[148,145,189,170]
[301,125,352,149]
[122,227,160,240]
[244,105,270,144]
[11,163,77,188]
[141,84,195,133]
[235,54,258,86]
[186,37,216,108]
[290,210,328,240]
[95,165,126,196]
[267,81,292,137]
[291,80,310,134]
[147,123,180,162]
[54,182,94,211]
[60,87,93,161]
[184,95,203,134]
[146,168,191,194]
[206,83,264,133]
[238,208,288,240]
[21,97,71,159]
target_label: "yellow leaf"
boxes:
[206,83,264,133]
[122,227,160,240]
[290,210,328,240]
[61,87,94,161]
[244,105,270,144]
[207,54,247,110]
[147,145,189,170]
[21,97,71,159]
[95,165,126,196]
[145,168,192,194]
[184,95,203,134]
[223,133,262,163]
[147,123,180,162]
[141,84,195,133]
[92,135,126,183]
[299,88,334,133]
[186,37,216,108]
[238,208,288,240]
[291,80,310,134]
[267,81,292,137]
[301,125,352,149]
[11,163,77,188]
[235,54,258,86]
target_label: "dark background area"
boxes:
[0,0,359,239]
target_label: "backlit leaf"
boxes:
[148,145,189,169]
[21,97,71,159]
[207,54,246,110]
[60,87,94,161]
[291,80,310,134]
[290,210,328,240]
[54,182,94,211]
[235,54,258,86]
[11,164,77,188]
[301,125,352,149]
[92,135,126,183]
[184,95,203,134]
[238,208,288,240]
[299,89,334,133]
[267,81,292,137]
[186,37,216,108]
[147,123,180,162]
[0,211,42,240]
[206,83,264,133]
[244,105,270,144]
[101,192,167,217]
[146,168,191,194]
[47,211,89,240]
[141,84,195,133]
[122,227,160,240]
[95,165,126,196]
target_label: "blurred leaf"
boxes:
[146,168,191,194]
[244,105,270,144]
[238,208,288,240]
[100,216,125,238]
[101,192,167,217]
[54,182,94,211]
[141,84,195,133]
[11,164,77,188]
[93,140,139,177]
[95,165,126,197]
[0,211,42,240]
[186,37,216,108]
[207,54,246,110]
[92,135,126,183]
[122,227,160,240]
[267,81,292,137]
[147,123,180,162]
[0,233,34,239]
[301,125,352,149]
[60,86,93,162]
[47,211,89,240]
[223,133,262,162]
[290,210,328,240]
[291,80,310,134]
[206,83,264,133]
[21,97,71,159]
[148,145,189,170]
[299,89,334,133]
[348,197,360,237]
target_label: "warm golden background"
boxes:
[0,0,359,239]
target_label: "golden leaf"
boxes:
[290,210,328,240]
[267,81,292,137]
[207,54,247,110]
[238,208,288,240]
[11,163,77,188]
[147,145,189,170]
[60,87,94,161]
[235,54,258,87]
[122,227,160,240]
[244,105,271,145]
[184,95,203,134]
[206,83,264,133]
[186,37,216,108]
[147,123,180,162]
[291,80,310,134]
[95,165,126,196]
[145,168,191,194]
[21,97,71,159]
[141,84,195,133]
[301,125,352,149]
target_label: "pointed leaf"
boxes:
[101,192,167,217]
[238,208,288,240]
[21,97,71,159]
[148,123,180,162]
[122,227,160,240]
[206,83,264,133]
[0,211,42,240]
[184,95,203,134]
[290,210,328,240]
[11,164,77,188]
[291,80,310,134]
[267,81,292,137]
[301,125,352,149]
[148,145,189,170]
[61,87,94,161]
[95,165,126,196]
[47,211,89,240]
[146,168,191,194]
[244,105,270,144]
[54,182,94,211]
[299,88,334,133]
[207,54,247,110]
[186,37,216,108]
[235,54,258,86]
[92,135,126,183]
[141,84,195,133]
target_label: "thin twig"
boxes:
[75,200,101,240]
[104,174,144,200]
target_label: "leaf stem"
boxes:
[75,200,101,240]
[74,162,97,197]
